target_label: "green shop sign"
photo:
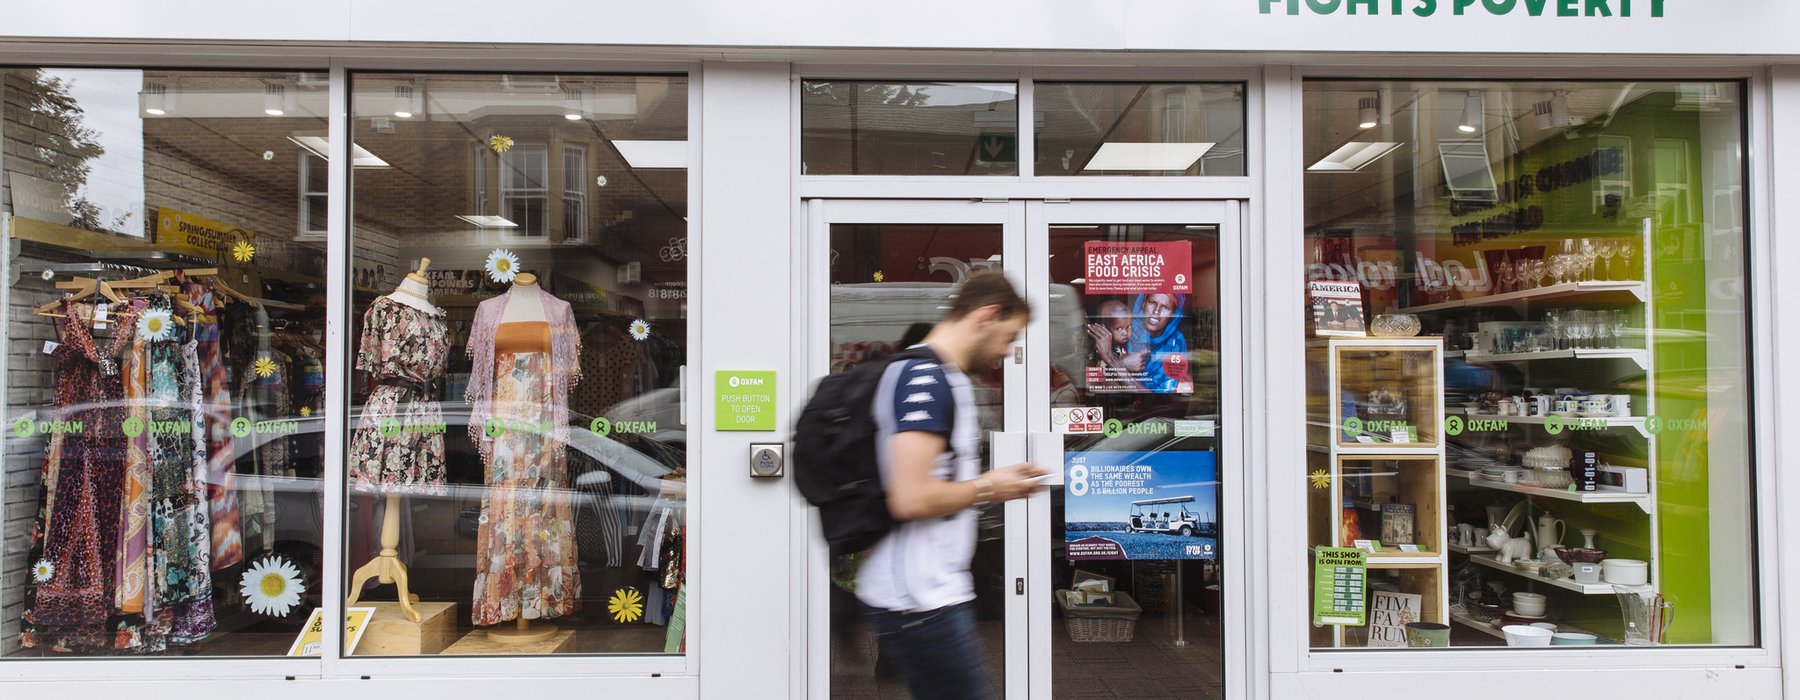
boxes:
[716,370,777,431]
[1260,0,1667,18]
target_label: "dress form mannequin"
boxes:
[487,269,557,644]
[344,258,437,623]
[500,272,547,322]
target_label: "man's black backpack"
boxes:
[793,346,951,556]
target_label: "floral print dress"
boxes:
[470,321,581,625]
[349,296,450,494]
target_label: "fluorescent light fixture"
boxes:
[1308,141,1403,172]
[393,85,415,119]
[142,84,167,116]
[1458,90,1482,134]
[613,140,688,169]
[456,215,519,228]
[1357,96,1379,130]
[264,83,287,116]
[1083,142,1215,171]
[563,86,584,121]
[286,136,391,169]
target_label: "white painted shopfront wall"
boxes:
[1,3,1799,699]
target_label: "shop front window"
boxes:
[1301,80,1753,649]
[802,81,1020,175]
[1,68,329,657]
[346,73,689,657]
[1034,82,1247,176]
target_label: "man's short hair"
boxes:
[944,270,1032,321]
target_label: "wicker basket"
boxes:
[1056,589,1142,643]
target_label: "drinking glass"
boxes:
[1516,259,1533,290]
[1611,309,1628,349]
[1544,309,1563,351]
[1597,240,1620,280]
[1619,241,1637,281]
[1580,238,1598,282]
[1498,254,1517,293]
[1531,259,1548,288]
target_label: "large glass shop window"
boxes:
[1,69,329,657]
[1301,80,1753,650]
[346,73,689,657]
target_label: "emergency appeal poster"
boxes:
[1083,240,1194,394]
[1064,450,1218,562]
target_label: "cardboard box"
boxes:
[1597,464,1649,493]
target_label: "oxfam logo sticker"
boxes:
[1545,415,1566,436]
[485,418,506,438]
[1443,415,1464,436]
[589,417,612,437]
[378,418,402,438]
[230,417,253,438]
[728,376,742,388]
[1103,419,1125,438]
[13,418,35,438]
[1343,417,1363,437]
[123,417,146,438]
[1645,415,1664,435]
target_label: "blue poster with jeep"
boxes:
[1064,450,1219,561]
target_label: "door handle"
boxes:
[1028,431,1065,486]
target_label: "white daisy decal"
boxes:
[629,319,651,341]
[485,248,520,283]
[240,556,306,617]
[32,559,54,583]
[40,270,55,281]
[137,309,175,342]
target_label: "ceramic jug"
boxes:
[1536,514,1566,559]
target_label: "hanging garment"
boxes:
[237,346,290,555]
[115,300,153,617]
[468,320,581,625]
[348,296,450,494]
[129,311,216,651]
[186,281,242,571]
[22,301,135,651]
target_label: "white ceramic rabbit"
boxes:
[1487,528,1535,564]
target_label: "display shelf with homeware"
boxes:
[1306,337,1449,649]
[1419,226,1665,646]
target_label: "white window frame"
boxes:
[298,151,328,239]
[562,145,588,243]
[500,141,549,239]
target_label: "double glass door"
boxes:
[813,199,1243,700]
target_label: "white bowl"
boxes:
[1502,624,1555,647]
[1601,558,1649,585]
[1512,592,1548,617]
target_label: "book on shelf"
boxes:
[1366,591,1423,648]
[1380,503,1416,545]
[1309,281,1367,337]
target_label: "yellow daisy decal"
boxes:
[609,587,645,623]
[231,240,256,262]
[299,406,312,418]
[254,356,278,379]
[872,271,885,282]
[1309,469,1332,489]
[489,134,514,154]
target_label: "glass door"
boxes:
[808,199,1241,700]
[1023,201,1241,700]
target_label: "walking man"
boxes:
[859,271,1047,700]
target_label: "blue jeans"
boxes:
[863,601,991,700]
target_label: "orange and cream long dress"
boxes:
[470,320,581,625]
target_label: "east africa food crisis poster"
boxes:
[1082,240,1194,395]
[1065,450,1219,561]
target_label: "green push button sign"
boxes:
[716,370,777,431]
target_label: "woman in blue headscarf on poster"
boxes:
[1129,292,1192,394]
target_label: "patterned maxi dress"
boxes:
[348,296,450,493]
[21,301,135,651]
[139,316,216,649]
[470,321,580,625]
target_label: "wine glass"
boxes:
[1568,310,1589,350]
[1580,238,1598,282]
[1544,309,1563,351]
[1498,254,1517,293]
[1619,241,1637,281]
[1597,239,1620,281]
[1516,258,1533,290]
[1611,309,1629,349]
[1531,259,1549,289]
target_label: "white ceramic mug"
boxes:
[1530,395,1552,417]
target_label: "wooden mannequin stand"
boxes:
[345,493,422,623]
[344,259,442,625]
[486,617,557,644]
